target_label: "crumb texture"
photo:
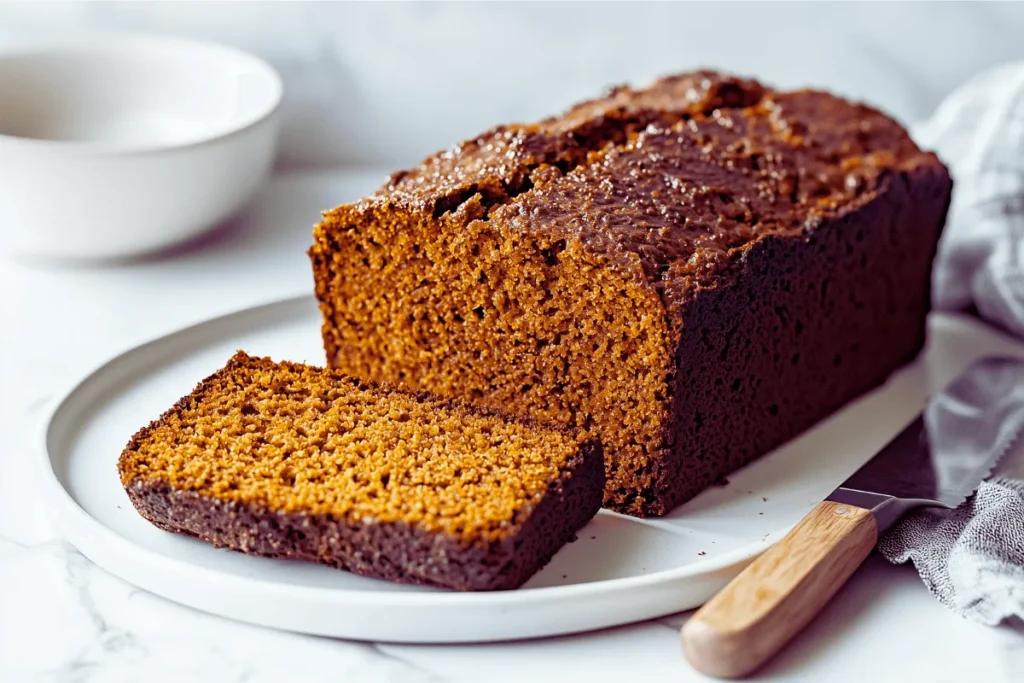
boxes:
[119,352,592,544]
[119,352,604,590]
[310,70,953,517]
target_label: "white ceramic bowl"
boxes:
[0,35,283,260]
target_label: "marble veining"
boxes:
[0,539,446,683]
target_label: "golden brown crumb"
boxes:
[311,205,671,515]
[118,352,588,543]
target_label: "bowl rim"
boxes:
[0,32,284,156]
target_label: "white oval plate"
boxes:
[35,296,1024,643]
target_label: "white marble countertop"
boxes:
[2,170,1021,683]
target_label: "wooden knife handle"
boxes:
[681,501,878,679]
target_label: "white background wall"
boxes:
[2,1,1023,170]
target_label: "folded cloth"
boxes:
[878,63,1024,625]
[918,63,1024,335]
[879,476,1024,625]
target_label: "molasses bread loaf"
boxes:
[118,351,604,591]
[310,70,952,517]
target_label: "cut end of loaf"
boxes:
[311,200,676,517]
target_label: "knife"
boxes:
[681,356,1024,679]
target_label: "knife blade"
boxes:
[682,355,1024,679]
[830,355,1024,530]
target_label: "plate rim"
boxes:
[48,293,1005,639]
[35,294,770,603]
[34,294,1015,643]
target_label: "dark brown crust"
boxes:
[119,352,605,590]
[361,71,770,221]
[644,163,952,514]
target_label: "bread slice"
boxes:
[118,351,603,591]
[309,70,952,517]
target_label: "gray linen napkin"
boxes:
[879,475,1024,625]
[877,63,1024,625]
